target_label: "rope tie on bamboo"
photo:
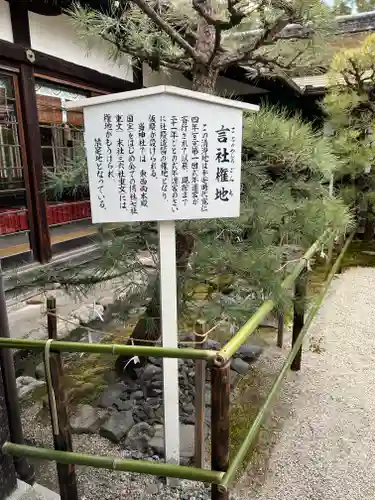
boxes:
[44,339,59,436]
[302,257,312,272]
[112,458,120,471]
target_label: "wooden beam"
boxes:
[18,64,52,263]
[8,1,52,263]
[8,0,31,46]
[0,40,140,93]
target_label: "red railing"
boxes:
[0,201,91,235]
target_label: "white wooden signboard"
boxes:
[66,86,258,470]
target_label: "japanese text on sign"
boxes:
[85,98,242,222]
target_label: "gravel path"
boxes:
[235,267,375,500]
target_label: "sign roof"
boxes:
[65,85,259,112]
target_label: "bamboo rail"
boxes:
[2,443,224,483]
[0,228,353,500]
[0,338,216,360]
[215,230,331,365]
[217,231,354,492]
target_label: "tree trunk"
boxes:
[364,201,374,241]
[192,66,219,94]
[115,231,195,377]
[116,6,219,376]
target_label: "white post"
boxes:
[158,220,180,469]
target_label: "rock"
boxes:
[100,411,134,443]
[16,376,45,399]
[114,399,133,412]
[231,358,250,375]
[72,304,105,325]
[235,344,263,362]
[149,424,198,459]
[183,403,195,415]
[148,388,162,397]
[125,422,155,451]
[70,405,105,434]
[142,364,162,382]
[205,339,221,350]
[149,357,163,367]
[205,387,211,407]
[97,383,125,408]
[146,397,161,408]
[131,390,144,400]
[145,483,160,495]
[230,370,241,387]
[35,362,45,380]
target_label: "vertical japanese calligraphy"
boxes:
[201,123,209,212]
[160,115,168,201]
[94,137,105,209]
[215,124,234,203]
[139,121,148,208]
[84,99,242,223]
[149,114,157,178]
[127,114,138,215]
[191,116,200,206]
[171,116,179,212]
[104,114,114,180]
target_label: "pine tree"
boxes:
[323,33,375,239]
[24,0,352,374]
[333,0,375,15]
[71,0,334,94]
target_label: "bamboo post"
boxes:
[0,262,35,484]
[211,361,230,500]
[194,320,206,469]
[277,312,284,348]
[45,297,78,500]
[291,268,307,371]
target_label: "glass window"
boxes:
[0,73,30,261]
[35,80,98,254]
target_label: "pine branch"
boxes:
[216,16,290,68]
[192,0,246,30]
[131,0,202,62]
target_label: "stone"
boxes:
[145,483,160,495]
[35,362,45,380]
[231,358,250,375]
[72,304,105,325]
[235,344,263,362]
[148,388,162,397]
[131,390,144,400]
[230,370,241,387]
[205,339,221,350]
[142,364,162,382]
[70,405,105,434]
[183,403,195,415]
[125,422,155,451]
[16,376,45,399]
[205,387,211,407]
[100,411,134,443]
[97,383,125,408]
[114,399,134,412]
[148,357,163,367]
[149,425,197,459]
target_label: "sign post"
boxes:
[66,85,258,468]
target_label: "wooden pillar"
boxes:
[211,362,230,500]
[9,0,51,263]
[291,269,307,372]
[46,297,78,500]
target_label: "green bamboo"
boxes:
[0,338,216,361]
[215,231,330,364]
[218,232,354,491]
[2,443,223,484]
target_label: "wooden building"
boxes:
[1,0,374,268]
